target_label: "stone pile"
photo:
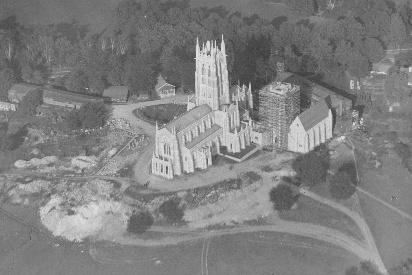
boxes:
[106,118,132,131]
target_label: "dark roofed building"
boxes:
[103,86,129,103]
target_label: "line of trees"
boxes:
[1,0,411,102]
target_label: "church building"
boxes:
[151,36,254,179]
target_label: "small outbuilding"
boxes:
[102,86,130,103]
[155,75,175,99]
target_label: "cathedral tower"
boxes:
[195,35,230,110]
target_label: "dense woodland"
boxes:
[0,0,412,101]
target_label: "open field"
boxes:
[279,195,364,242]
[358,154,412,269]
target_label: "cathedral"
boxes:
[151,36,254,179]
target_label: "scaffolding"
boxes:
[258,82,300,151]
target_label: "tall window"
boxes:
[163,143,171,156]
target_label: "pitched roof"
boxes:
[9,83,41,95]
[102,86,129,98]
[298,99,330,131]
[165,104,212,133]
[42,88,103,103]
[185,124,221,149]
[155,75,175,91]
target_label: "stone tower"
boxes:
[195,35,230,110]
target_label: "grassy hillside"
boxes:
[1,0,294,32]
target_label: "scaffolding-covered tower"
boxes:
[258,82,300,151]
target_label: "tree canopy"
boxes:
[269,184,299,211]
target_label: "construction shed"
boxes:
[102,86,130,103]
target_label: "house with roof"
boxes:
[155,75,176,99]
[102,86,129,103]
[287,99,333,154]
[8,83,103,118]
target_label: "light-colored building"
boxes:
[151,37,254,179]
[0,101,16,111]
[288,99,333,153]
[155,75,176,98]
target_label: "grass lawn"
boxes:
[137,104,187,125]
[279,194,364,241]
[358,154,412,269]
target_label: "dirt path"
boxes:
[298,188,387,274]
[91,220,372,265]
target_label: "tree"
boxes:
[77,101,109,129]
[386,13,407,48]
[269,184,299,211]
[396,50,412,68]
[362,38,385,64]
[127,211,153,234]
[329,171,356,199]
[286,0,315,16]
[385,71,411,103]
[17,89,43,117]
[292,150,328,187]
[66,110,81,130]
[159,199,184,223]
[21,64,46,85]
[65,69,88,93]
[0,68,15,101]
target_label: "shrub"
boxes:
[329,171,356,200]
[159,199,184,223]
[127,211,153,234]
[338,162,358,185]
[269,184,299,211]
[345,261,383,275]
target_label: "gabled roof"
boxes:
[298,99,330,131]
[43,88,102,103]
[185,124,221,149]
[9,83,41,95]
[155,75,175,91]
[165,104,212,133]
[102,86,129,98]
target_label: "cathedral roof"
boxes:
[165,104,212,133]
[297,99,330,132]
[185,124,222,150]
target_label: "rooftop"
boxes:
[165,104,212,133]
[102,86,129,98]
[260,81,299,97]
[185,124,221,149]
[298,99,330,131]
